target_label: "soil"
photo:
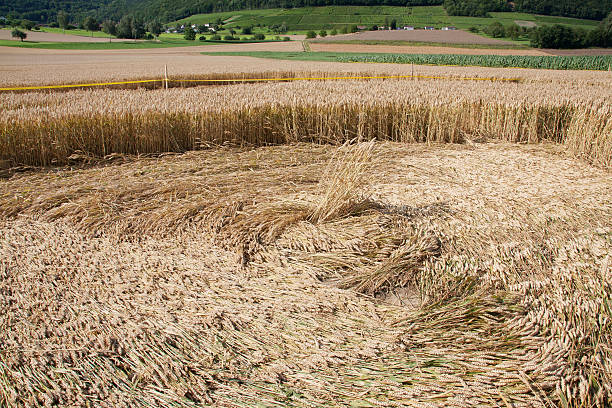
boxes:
[309,42,549,56]
[317,29,517,45]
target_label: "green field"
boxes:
[202,50,612,70]
[175,6,600,34]
[0,33,284,50]
[40,26,118,39]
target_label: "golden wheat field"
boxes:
[1,44,612,87]
[0,57,611,408]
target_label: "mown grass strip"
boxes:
[0,38,285,50]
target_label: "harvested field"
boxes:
[542,48,612,56]
[0,29,134,43]
[310,42,549,56]
[0,42,304,87]
[1,141,610,407]
[318,30,516,45]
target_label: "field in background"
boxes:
[201,51,612,70]
[5,42,612,87]
[0,28,126,43]
[173,5,600,36]
[309,42,549,55]
[315,29,517,45]
[0,29,291,49]
[309,41,612,55]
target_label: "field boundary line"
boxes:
[0,79,162,91]
[0,74,521,92]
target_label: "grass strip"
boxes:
[0,38,283,50]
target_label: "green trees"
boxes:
[528,13,611,48]
[102,20,116,36]
[241,26,252,35]
[587,11,612,47]
[513,0,611,20]
[83,16,98,36]
[11,28,27,41]
[444,0,510,17]
[116,15,145,39]
[319,29,327,37]
[530,24,583,48]
[184,25,196,40]
[57,11,68,33]
[484,21,506,38]
[21,19,35,30]
[147,20,163,38]
[505,23,522,40]
[306,30,317,38]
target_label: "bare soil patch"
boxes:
[541,48,612,56]
[515,20,537,28]
[319,29,516,45]
[310,42,548,56]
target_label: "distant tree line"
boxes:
[530,13,612,48]
[0,8,166,41]
[1,0,610,25]
[0,0,443,25]
[513,0,612,21]
[443,0,610,20]
[0,0,131,24]
[137,0,443,24]
[476,12,612,48]
[443,0,509,17]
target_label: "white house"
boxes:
[403,26,414,30]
